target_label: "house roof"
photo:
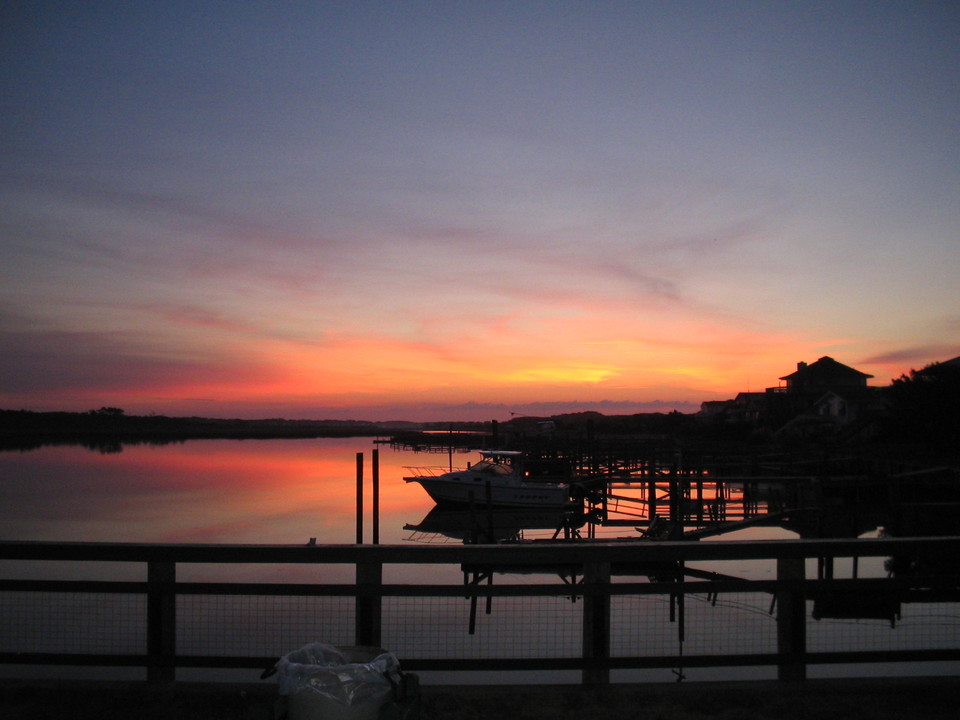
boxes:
[779,356,873,382]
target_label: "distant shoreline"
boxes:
[0,408,469,451]
[7,404,956,466]
[0,407,685,452]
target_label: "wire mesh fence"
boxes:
[610,591,779,658]
[3,538,960,682]
[808,601,960,654]
[0,590,146,655]
[383,595,583,659]
[4,587,960,670]
[176,595,354,658]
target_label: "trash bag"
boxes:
[274,643,399,713]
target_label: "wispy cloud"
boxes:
[2,2,958,419]
[861,346,960,370]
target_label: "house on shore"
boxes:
[778,356,873,394]
[700,356,882,437]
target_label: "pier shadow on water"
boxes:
[401,459,960,644]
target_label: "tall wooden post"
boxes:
[582,561,611,686]
[696,475,704,524]
[356,452,364,545]
[147,560,176,683]
[354,450,382,646]
[669,464,680,529]
[372,449,380,545]
[776,556,806,681]
[355,560,382,648]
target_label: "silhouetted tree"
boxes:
[884,360,960,450]
[89,407,125,416]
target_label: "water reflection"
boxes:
[404,506,581,543]
[0,438,435,545]
[2,439,960,684]
[3,438,959,570]
[5,439,958,543]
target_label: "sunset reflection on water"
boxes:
[3,438,959,686]
[0,437,438,546]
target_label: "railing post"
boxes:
[582,561,611,686]
[355,559,382,648]
[356,452,364,545]
[147,560,176,683]
[372,449,380,546]
[776,556,806,681]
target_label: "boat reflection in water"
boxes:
[403,504,584,544]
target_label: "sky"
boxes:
[2,1,959,422]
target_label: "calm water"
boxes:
[2,438,957,684]
[0,436,881,580]
[0,437,438,545]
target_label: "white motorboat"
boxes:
[403,450,570,508]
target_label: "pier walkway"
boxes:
[2,676,959,720]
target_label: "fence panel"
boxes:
[3,538,960,684]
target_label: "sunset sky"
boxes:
[2,2,958,421]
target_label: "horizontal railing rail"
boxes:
[2,537,960,685]
[6,535,960,561]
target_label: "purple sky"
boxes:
[2,2,959,421]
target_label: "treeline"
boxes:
[884,360,960,451]
[0,408,416,451]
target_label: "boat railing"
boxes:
[402,465,465,478]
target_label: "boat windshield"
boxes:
[470,460,514,476]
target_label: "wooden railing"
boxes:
[2,538,960,684]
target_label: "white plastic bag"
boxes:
[275,643,399,719]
